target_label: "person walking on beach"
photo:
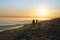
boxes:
[32,19,35,25]
[36,19,38,24]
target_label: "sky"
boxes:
[0,0,60,18]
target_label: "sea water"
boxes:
[0,18,32,31]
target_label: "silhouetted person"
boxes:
[36,19,38,24]
[32,19,35,25]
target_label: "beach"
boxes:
[0,18,60,40]
[0,24,32,40]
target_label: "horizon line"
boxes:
[0,16,54,18]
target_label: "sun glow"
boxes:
[40,18,46,20]
[38,6,49,20]
[39,8,48,17]
[40,9,47,17]
[38,5,48,17]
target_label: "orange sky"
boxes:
[0,0,60,19]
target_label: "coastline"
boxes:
[0,25,24,32]
[0,24,32,40]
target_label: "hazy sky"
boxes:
[0,0,60,18]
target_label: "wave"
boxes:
[0,24,24,32]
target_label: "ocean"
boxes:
[0,18,33,26]
[0,18,33,32]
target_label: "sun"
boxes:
[38,7,48,20]
[38,6,48,17]
[40,9,47,16]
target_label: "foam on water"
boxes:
[0,25,24,32]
